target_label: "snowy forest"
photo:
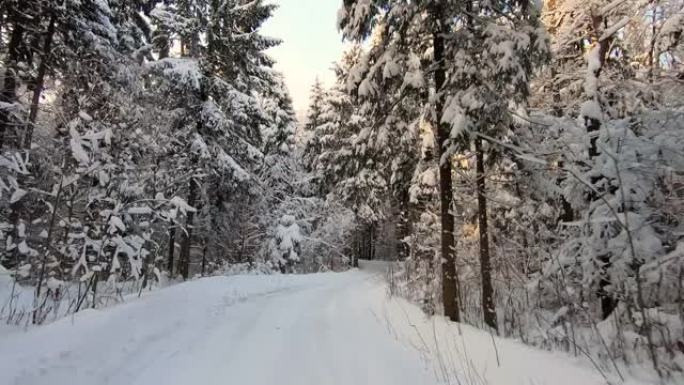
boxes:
[1,0,684,384]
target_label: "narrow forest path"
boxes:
[1,270,622,385]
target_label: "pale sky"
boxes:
[261,0,346,116]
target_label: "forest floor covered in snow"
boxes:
[0,269,655,385]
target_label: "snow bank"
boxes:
[376,282,663,385]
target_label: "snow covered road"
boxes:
[1,271,621,385]
[1,272,441,385]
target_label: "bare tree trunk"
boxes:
[23,11,57,149]
[432,4,460,322]
[475,137,497,331]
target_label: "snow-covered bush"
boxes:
[267,214,302,273]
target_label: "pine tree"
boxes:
[305,78,325,133]
[302,78,327,171]
[148,0,281,279]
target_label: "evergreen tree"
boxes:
[302,78,327,171]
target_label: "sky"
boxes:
[261,0,347,116]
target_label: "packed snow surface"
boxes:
[1,270,624,385]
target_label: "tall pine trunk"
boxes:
[432,4,459,322]
[475,137,497,331]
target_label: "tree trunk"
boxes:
[369,223,375,260]
[475,137,497,331]
[647,0,659,81]
[588,13,617,320]
[0,5,5,51]
[24,12,57,149]
[178,51,206,279]
[0,16,24,149]
[91,270,99,309]
[141,236,155,290]
[200,241,207,276]
[179,175,199,280]
[396,187,412,261]
[366,225,370,260]
[432,5,460,322]
[352,218,360,267]
[155,23,170,59]
[167,226,176,274]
